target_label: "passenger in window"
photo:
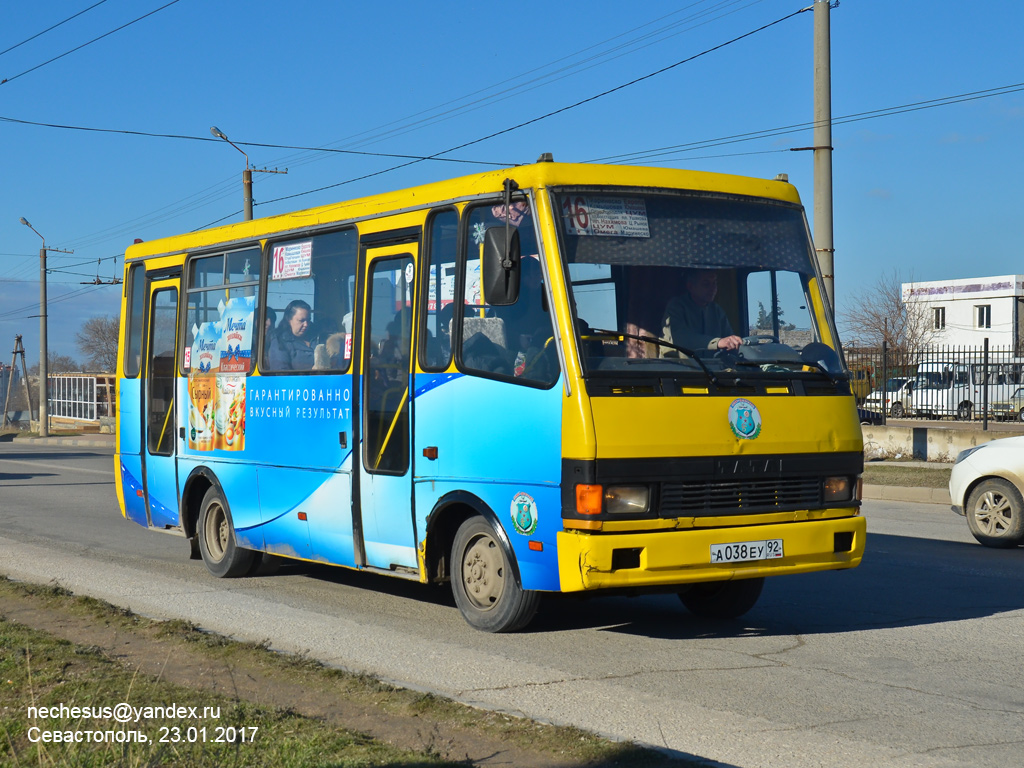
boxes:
[375,312,408,384]
[267,299,315,370]
[264,306,277,334]
[663,269,742,352]
[436,303,455,361]
[500,256,548,358]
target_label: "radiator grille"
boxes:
[660,477,822,516]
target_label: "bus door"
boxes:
[354,243,418,571]
[141,276,181,529]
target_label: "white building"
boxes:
[903,275,1024,349]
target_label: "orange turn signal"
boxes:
[576,484,603,515]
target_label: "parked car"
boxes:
[949,437,1024,547]
[857,406,883,425]
[863,377,913,418]
[988,386,1024,422]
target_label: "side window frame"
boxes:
[123,262,147,378]
[260,226,358,375]
[453,196,559,390]
[419,207,459,373]
[180,246,261,377]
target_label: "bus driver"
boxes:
[662,269,742,352]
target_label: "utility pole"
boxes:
[813,0,835,310]
[19,217,73,437]
[3,336,33,429]
[211,126,287,221]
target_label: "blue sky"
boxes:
[2,0,1022,367]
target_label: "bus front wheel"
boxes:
[678,578,764,619]
[197,487,255,578]
[451,516,539,632]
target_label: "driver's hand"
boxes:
[716,335,743,351]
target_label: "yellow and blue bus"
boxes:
[115,160,865,632]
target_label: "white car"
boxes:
[950,437,1024,547]
[863,377,913,418]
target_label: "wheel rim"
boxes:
[974,491,1013,537]
[461,532,504,611]
[204,501,228,562]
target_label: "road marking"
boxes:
[0,457,114,477]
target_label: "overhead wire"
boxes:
[2,1,778,245]
[1,0,184,86]
[593,81,1024,163]
[0,0,112,58]
[0,284,106,321]
[256,0,767,171]
[236,5,810,218]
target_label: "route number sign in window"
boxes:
[562,196,650,238]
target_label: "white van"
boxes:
[864,377,913,418]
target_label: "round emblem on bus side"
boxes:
[728,398,762,440]
[510,492,538,535]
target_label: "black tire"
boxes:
[197,487,255,577]
[679,578,764,619]
[956,402,973,421]
[891,403,905,418]
[965,478,1024,548]
[248,552,283,576]
[451,516,539,632]
[1017,408,1024,423]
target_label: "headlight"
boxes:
[823,476,854,503]
[954,445,985,465]
[604,486,650,514]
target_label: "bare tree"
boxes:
[75,315,120,372]
[29,352,81,375]
[842,269,935,353]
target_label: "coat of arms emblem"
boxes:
[728,398,762,440]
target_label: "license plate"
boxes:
[710,539,784,564]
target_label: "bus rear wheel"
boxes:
[197,487,255,578]
[451,516,539,633]
[956,402,974,421]
[678,578,764,619]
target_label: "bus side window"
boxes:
[182,248,261,376]
[124,263,146,377]
[457,202,557,386]
[263,229,357,373]
[420,208,458,372]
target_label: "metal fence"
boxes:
[49,376,97,421]
[48,375,116,422]
[847,343,1024,427]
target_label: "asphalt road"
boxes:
[1,440,1022,768]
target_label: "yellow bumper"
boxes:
[557,514,866,592]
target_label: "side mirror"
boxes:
[481,226,521,306]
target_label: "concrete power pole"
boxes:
[814,0,835,310]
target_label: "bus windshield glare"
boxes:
[557,191,839,380]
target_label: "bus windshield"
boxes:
[556,190,839,381]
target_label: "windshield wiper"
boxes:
[586,328,725,387]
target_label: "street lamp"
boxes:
[19,217,49,437]
[210,126,253,221]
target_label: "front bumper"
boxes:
[557,514,866,592]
